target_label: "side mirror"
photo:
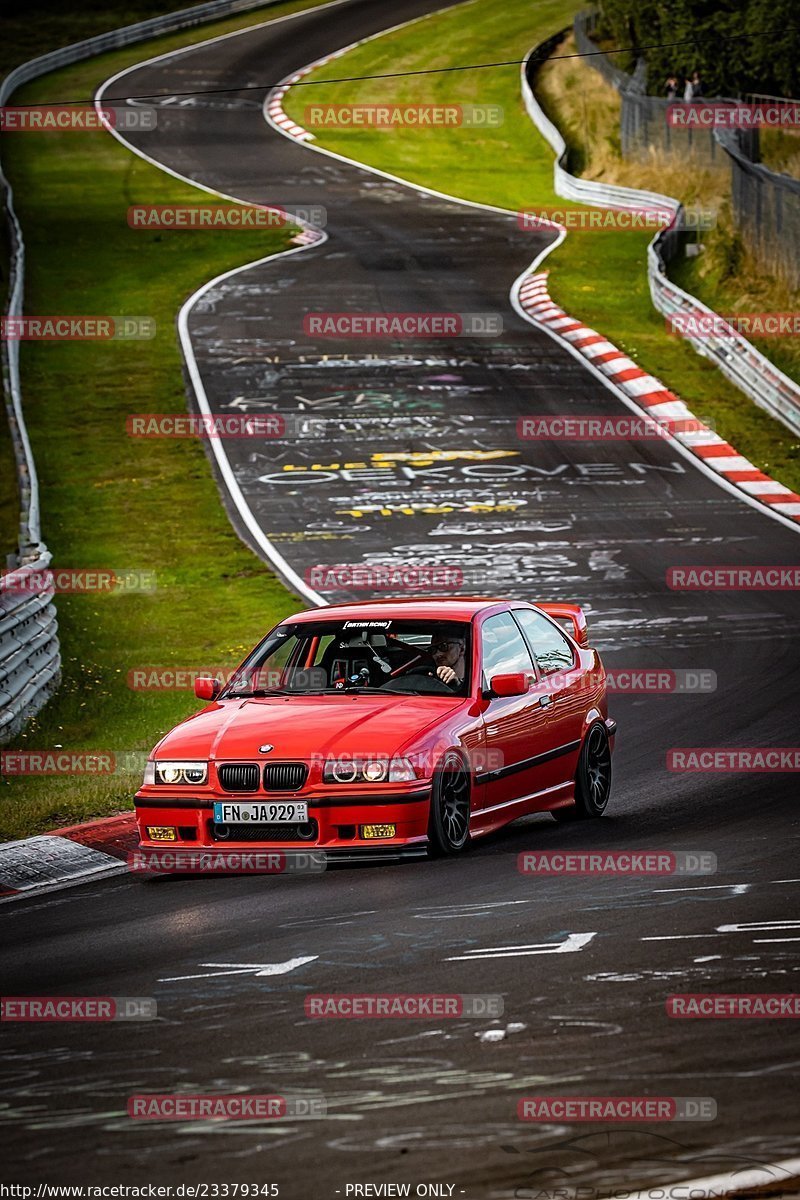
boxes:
[194,676,221,701]
[489,672,532,698]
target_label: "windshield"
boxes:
[220,619,472,698]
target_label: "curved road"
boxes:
[3,0,799,1192]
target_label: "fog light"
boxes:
[146,826,176,841]
[360,824,396,840]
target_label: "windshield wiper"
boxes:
[229,688,293,698]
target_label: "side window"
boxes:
[514,609,575,676]
[480,612,535,683]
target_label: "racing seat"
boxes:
[319,636,380,688]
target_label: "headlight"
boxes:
[362,759,388,783]
[153,760,208,786]
[388,757,417,782]
[323,758,356,784]
[323,757,416,784]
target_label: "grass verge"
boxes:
[0,0,328,840]
[283,0,800,495]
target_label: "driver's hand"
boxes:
[436,665,457,685]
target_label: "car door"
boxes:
[512,607,585,786]
[477,610,552,815]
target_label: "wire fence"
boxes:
[573,11,799,289]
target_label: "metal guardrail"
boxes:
[0,0,282,742]
[0,556,60,743]
[522,32,800,439]
[716,127,800,291]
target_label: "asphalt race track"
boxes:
[2,0,799,1192]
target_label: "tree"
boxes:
[594,0,798,97]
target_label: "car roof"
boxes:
[286,597,527,623]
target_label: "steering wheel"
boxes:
[380,653,455,695]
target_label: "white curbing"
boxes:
[0,832,128,901]
[515,269,800,526]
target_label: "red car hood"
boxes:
[154,693,463,761]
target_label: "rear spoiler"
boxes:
[536,602,589,648]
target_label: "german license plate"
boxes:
[213,801,308,824]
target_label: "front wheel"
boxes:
[428,751,472,856]
[553,723,612,822]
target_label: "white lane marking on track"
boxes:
[445,932,596,961]
[753,937,800,943]
[414,899,534,919]
[160,955,317,981]
[653,883,751,893]
[642,934,720,940]
[717,920,800,932]
[643,918,800,943]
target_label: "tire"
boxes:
[428,750,472,856]
[553,723,612,822]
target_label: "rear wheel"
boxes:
[428,751,471,855]
[553,723,612,822]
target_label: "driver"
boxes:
[431,631,467,689]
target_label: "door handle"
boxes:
[538,694,552,708]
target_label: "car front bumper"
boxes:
[133,785,433,855]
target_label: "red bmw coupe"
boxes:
[134,598,615,859]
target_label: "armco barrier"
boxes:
[0,557,60,743]
[522,32,800,439]
[0,0,284,742]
